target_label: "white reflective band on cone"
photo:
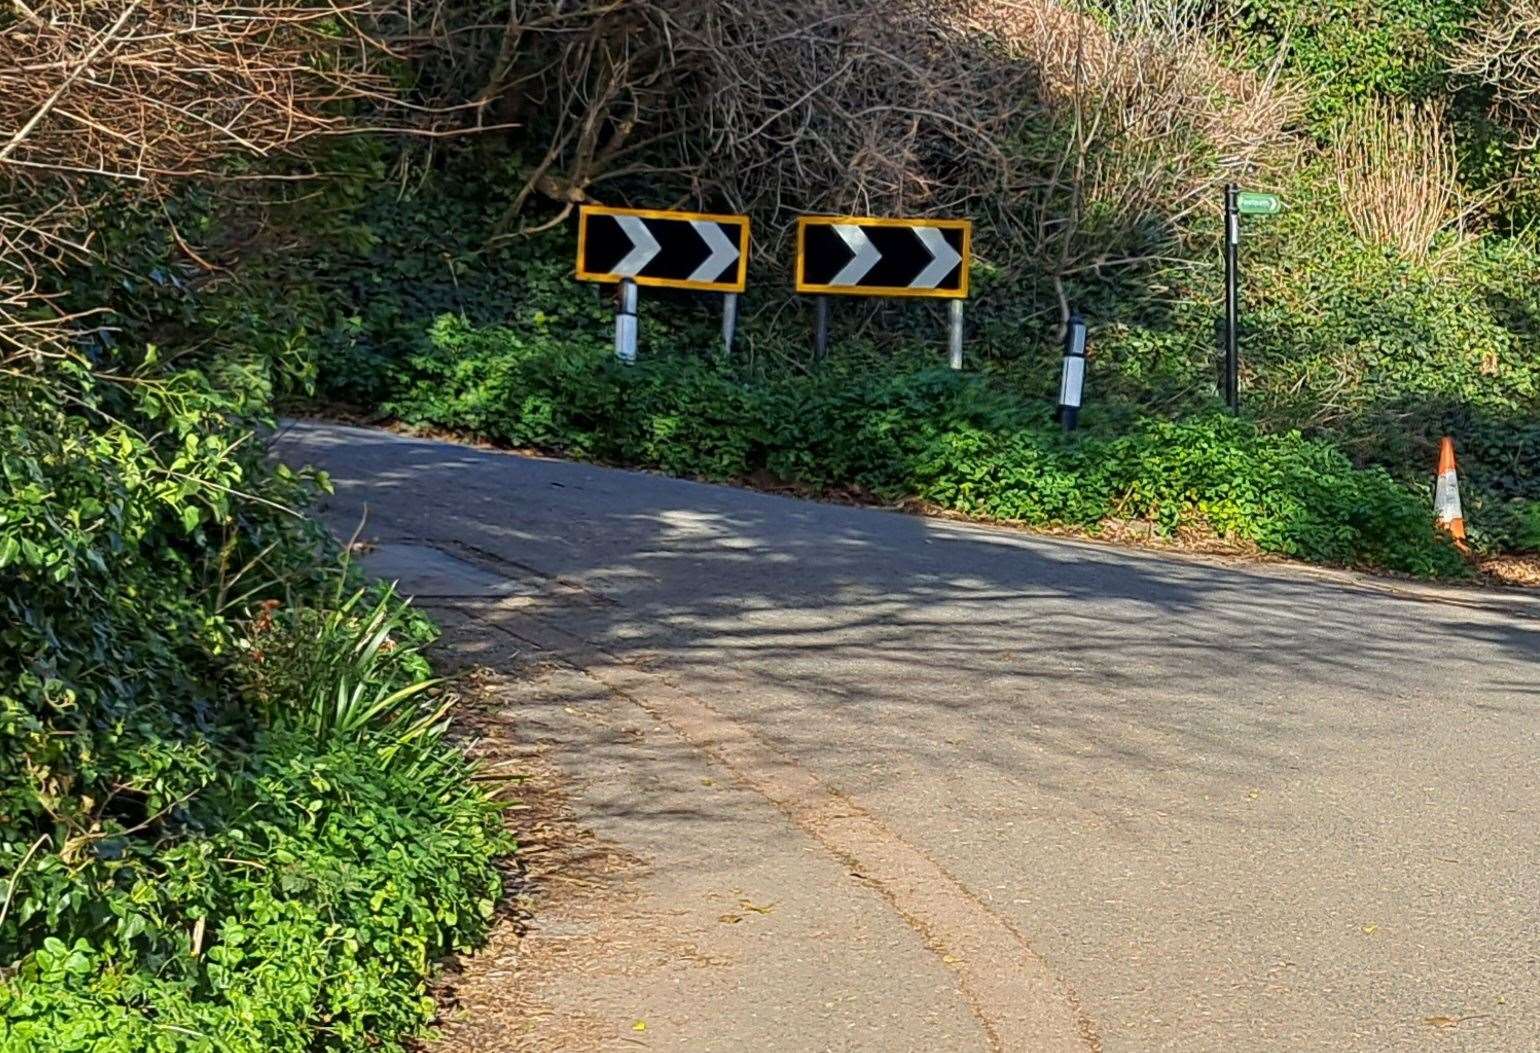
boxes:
[1435,468,1462,523]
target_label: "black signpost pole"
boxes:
[1224,182,1239,413]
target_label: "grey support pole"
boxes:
[948,299,964,370]
[721,292,738,355]
[615,278,638,365]
[813,296,830,360]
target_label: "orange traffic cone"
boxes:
[1434,436,1468,552]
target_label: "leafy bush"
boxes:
[1220,0,1477,125]
[377,317,1466,577]
[0,727,504,1053]
[1076,158,1540,551]
[1,326,507,1048]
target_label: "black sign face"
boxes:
[796,216,971,299]
[577,206,749,293]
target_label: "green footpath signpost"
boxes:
[1224,184,1282,411]
[1236,192,1282,216]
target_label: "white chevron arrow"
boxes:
[911,226,962,289]
[688,220,740,283]
[613,215,661,276]
[829,224,881,286]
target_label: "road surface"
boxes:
[278,420,1540,1052]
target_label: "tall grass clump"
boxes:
[1332,99,1460,263]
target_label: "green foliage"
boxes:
[1,347,321,956]
[375,318,1466,576]
[280,134,1540,567]
[1082,162,1540,553]
[1212,0,1540,228]
[1242,201,1536,412]
[0,725,504,1052]
[1,179,507,1047]
[253,141,608,408]
[1222,0,1478,124]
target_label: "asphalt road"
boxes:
[279,420,1540,1052]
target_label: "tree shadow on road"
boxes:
[281,421,1540,844]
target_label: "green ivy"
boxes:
[1221,0,1479,125]
[374,317,1467,577]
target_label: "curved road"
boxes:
[280,420,1539,1052]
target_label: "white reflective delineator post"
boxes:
[948,299,964,370]
[722,292,738,354]
[614,278,638,365]
[1057,313,1087,431]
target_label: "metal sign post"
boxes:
[575,205,751,364]
[948,299,964,370]
[813,296,830,360]
[1222,186,1281,410]
[795,215,971,365]
[721,292,738,354]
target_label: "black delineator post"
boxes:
[615,278,639,365]
[1057,313,1088,432]
[1223,182,1240,413]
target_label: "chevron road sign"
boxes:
[576,205,750,293]
[795,216,971,299]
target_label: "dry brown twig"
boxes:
[0,0,452,355]
[482,0,1298,328]
[1,0,1304,356]
[0,1,401,182]
[1449,0,1540,147]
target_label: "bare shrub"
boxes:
[1333,100,1458,263]
[0,196,100,358]
[0,0,429,357]
[1449,1,1540,147]
[693,2,1037,244]
[480,0,1299,321]
[966,0,1298,310]
[0,0,407,180]
[0,0,1305,353]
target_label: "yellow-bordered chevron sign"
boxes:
[576,205,750,293]
[795,216,971,299]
